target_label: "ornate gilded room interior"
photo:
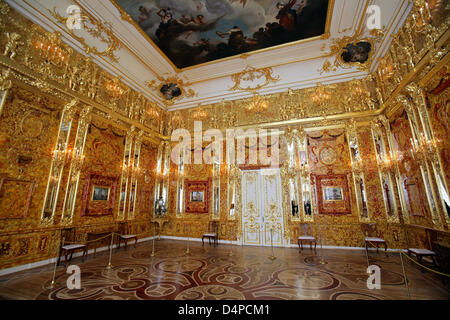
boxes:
[0,0,449,303]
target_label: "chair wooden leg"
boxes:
[431,255,438,269]
[134,237,137,248]
[417,255,425,273]
[202,237,205,246]
[384,242,388,257]
[297,240,301,252]
[314,241,317,254]
[57,248,62,266]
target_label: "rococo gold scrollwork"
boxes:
[229,66,280,92]
[49,6,121,62]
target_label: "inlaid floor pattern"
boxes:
[0,240,448,300]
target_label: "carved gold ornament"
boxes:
[0,68,12,90]
[319,28,385,74]
[146,76,196,106]
[49,7,121,62]
[229,66,280,92]
[3,32,23,59]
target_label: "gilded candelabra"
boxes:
[351,158,363,175]
[245,91,268,114]
[375,150,393,172]
[298,163,309,179]
[409,133,440,163]
[68,147,85,172]
[51,143,69,173]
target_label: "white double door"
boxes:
[241,169,284,246]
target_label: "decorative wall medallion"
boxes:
[319,28,384,73]
[146,76,196,105]
[319,146,336,165]
[20,111,44,139]
[341,41,371,63]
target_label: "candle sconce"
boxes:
[409,133,440,163]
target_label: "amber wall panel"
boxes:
[0,87,61,268]
[390,110,434,227]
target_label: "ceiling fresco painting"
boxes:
[116,0,330,69]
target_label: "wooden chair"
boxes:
[118,222,138,250]
[407,228,438,271]
[432,242,450,286]
[361,223,388,256]
[57,228,87,266]
[202,221,218,247]
[298,223,316,253]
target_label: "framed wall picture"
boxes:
[184,180,209,213]
[314,174,351,215]
[190,191,205,202]
[92,186,110,201]
[323,187,344,201]
[81,172,119,217]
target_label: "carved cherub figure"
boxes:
[0,68,12,90]
[3,32,23,59]
[88,65,99,100]
[67,65,80,91]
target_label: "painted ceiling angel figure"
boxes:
[229,0,247,8]
[276,0,308,33]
